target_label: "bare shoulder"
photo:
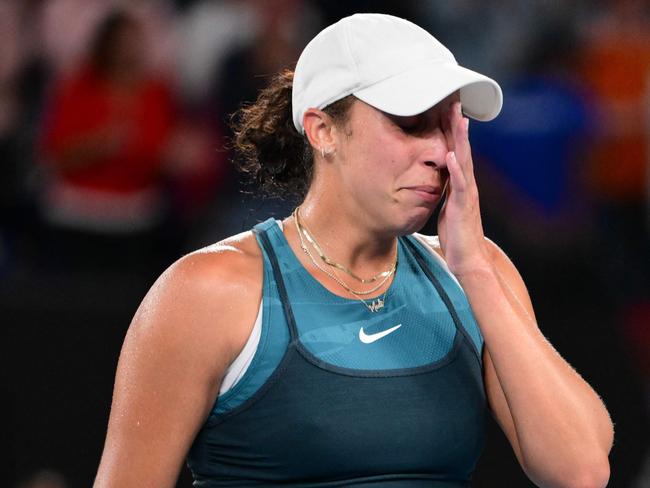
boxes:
[95,231,264,487]
[127,230,264,375]
[170,229,263,302]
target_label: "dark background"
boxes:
[2,1,649,487]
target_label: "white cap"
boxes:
[292,13,503,134]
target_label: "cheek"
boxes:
[355,132,405,170]
[356,145,400,187]
[342,120,412,195]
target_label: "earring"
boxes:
[321,147,335,158]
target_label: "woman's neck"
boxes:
[290,196,397,273]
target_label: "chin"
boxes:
[395,207,434,236]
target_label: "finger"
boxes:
[446,150,468,197]
[448,101,464,147]
[440,170,450,200]
[465,119,478,188]
[449,103,465,157]
[457,116,475,176]
[451,108,476,187]
[442,102,455,152]
[450,103,466,156]
[447,104,472,184]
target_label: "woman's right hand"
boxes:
[436,101,492,280]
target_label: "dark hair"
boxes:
[89,10,140,74]
[231,69,354,200]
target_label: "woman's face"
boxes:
[332,93,457,235]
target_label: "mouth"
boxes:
[402,185,443,202]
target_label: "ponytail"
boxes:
[231,69,353,200]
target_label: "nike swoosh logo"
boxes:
[359,324,402,344]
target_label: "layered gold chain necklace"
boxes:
[293,207,397,312]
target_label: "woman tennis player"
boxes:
[94,13,613,488]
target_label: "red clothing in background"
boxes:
[42,65,175,194]
[39,65,176,232]
[578,30,650,202]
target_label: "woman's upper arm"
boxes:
[94,243,262,488]
[481,238,537,465]
[425,234,533,465]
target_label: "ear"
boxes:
[302,108,335,159]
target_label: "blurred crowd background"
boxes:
[1,0,649,487]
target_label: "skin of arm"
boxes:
[470,240,612,488]
[437,102,613,488]
[93,234,262,488]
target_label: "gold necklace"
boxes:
[293,207,395,295]
[295,212,393,295]
[301,239,390,313]
[296,208,396,283]
[293,210,392,312]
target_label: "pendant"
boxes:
[368,298,384,312]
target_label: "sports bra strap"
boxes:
[403,236,482,363]
[252,226,300,343]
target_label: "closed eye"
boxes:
[389,114,428,134]
[389,112,442,136]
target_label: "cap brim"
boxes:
[353,62,503,122]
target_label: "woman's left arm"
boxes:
[470,239,613,488]
[437,101,613,488]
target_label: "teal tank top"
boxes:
[187,218,487,487]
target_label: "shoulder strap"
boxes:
[252,225,300,343]
[402,236,482,363]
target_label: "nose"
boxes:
[420,127,449,170]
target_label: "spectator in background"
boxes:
[576,3,650,484]
[39,0,177,78]
[38,10,176,273]
[0,0,47,269]
[189,0,323,241]
[0,0,27,266]
[216,0,321,131]
[177,0,259,105]
[576,0,650,300]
